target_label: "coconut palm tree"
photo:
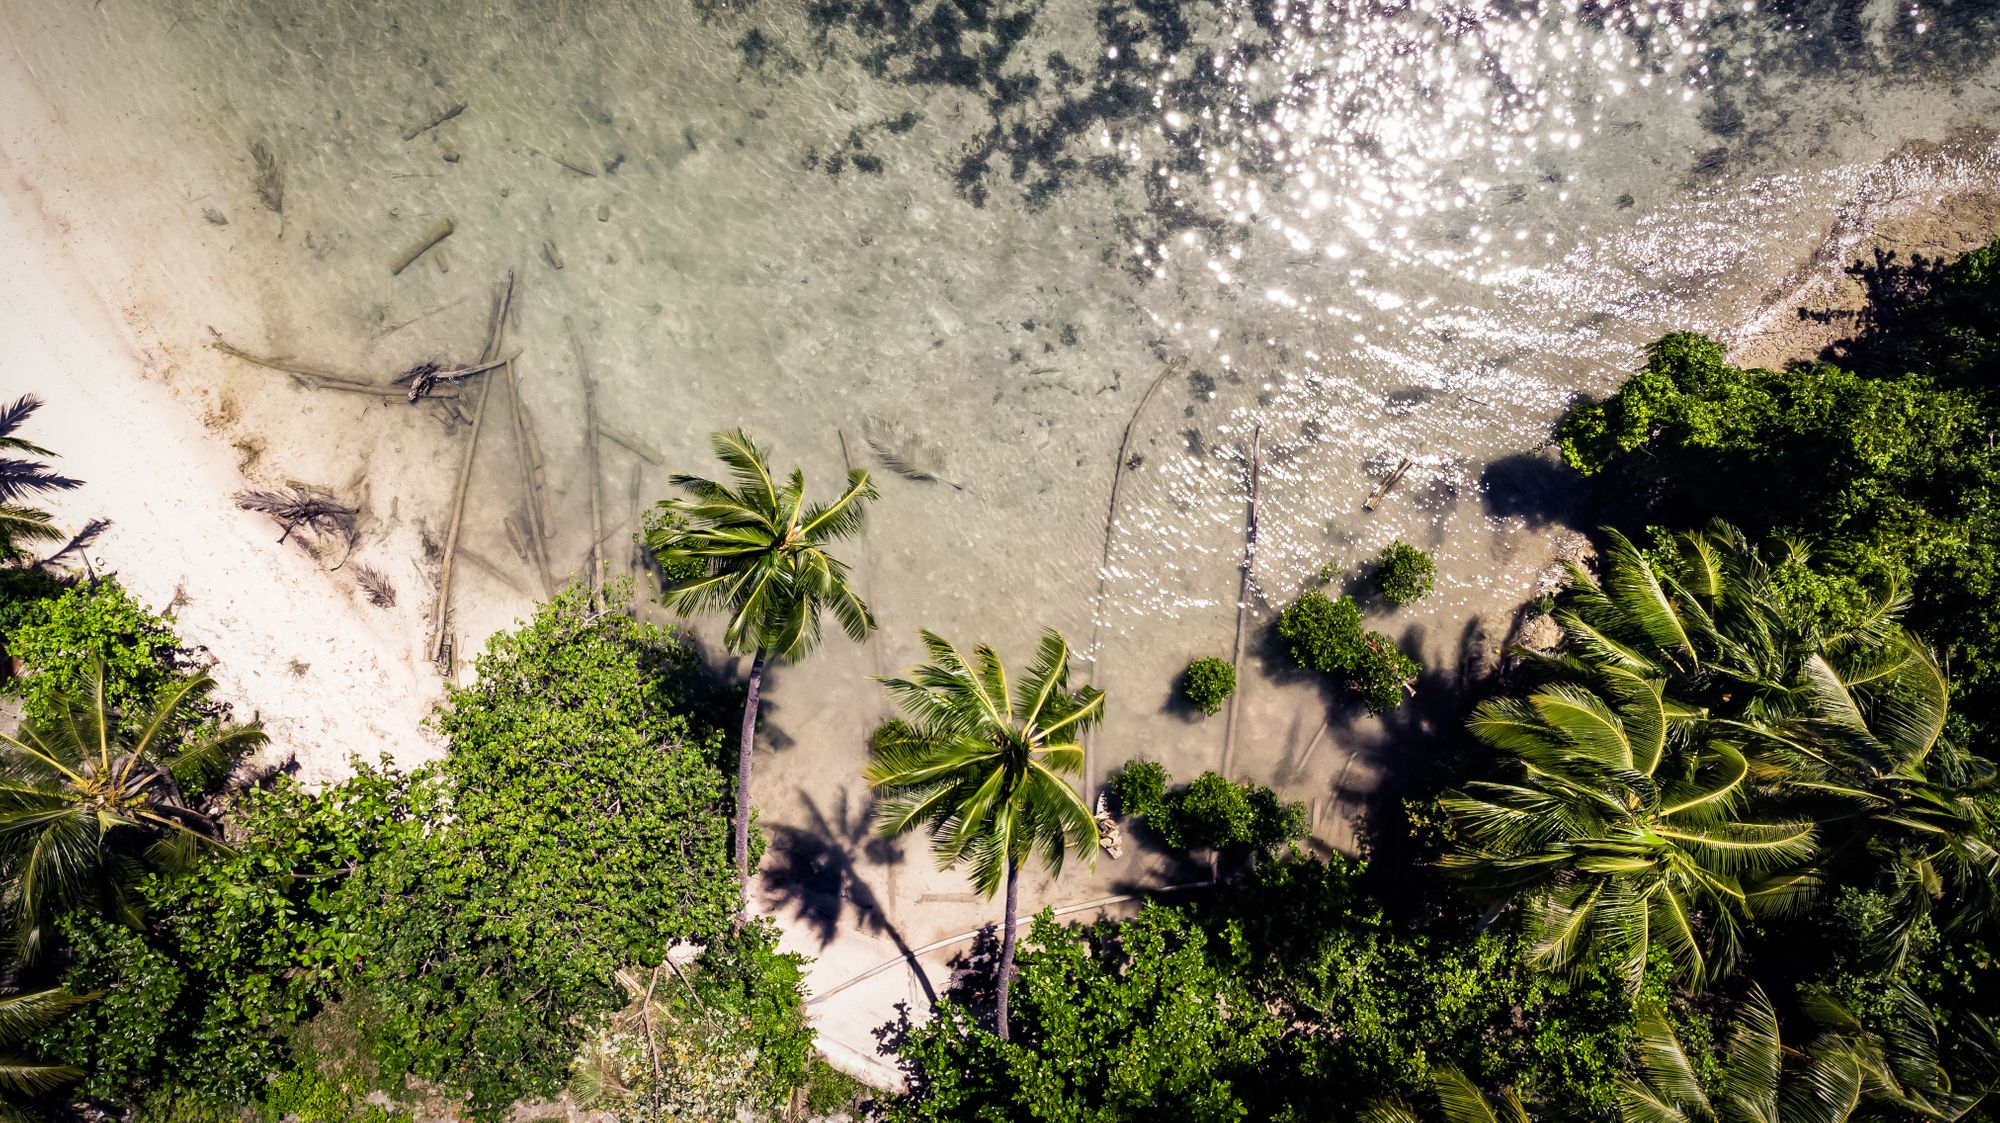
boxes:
[1361,1067,1533,1123]
[1617,983,1998,1122]
[865,629,1101,1041]
[0,395,81,563]
[645,429,877,887]
[0,987,91,1116]
[0,661,264,960]
[1444,665,1817,991]
[1730,631,2000,963]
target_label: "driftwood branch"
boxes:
[567,315,606,606]
[1362,457,1414,511]
[391,218,455,276]
[430,270,515,669]
[208,331,460,401]
[499,346,556,598]
[402,102,466,142]
[1220,424,1262,776]
[599,422,663,466]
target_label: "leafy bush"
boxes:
[884,858,1671,1122]
[884,906,1282,1122]
[45,771,403,1106]
[1108,759,1168,821]
[343,585,738,1117]
[3,577,199,730]
[1180,656,1235,715]
[1550,317,2000,735]
[1276,590,1420,712]
[672,918,815,1103]
[1110,763,1306,856]
[567,919,815,1120]
[1375,542,1435,606]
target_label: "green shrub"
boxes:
[1169,771,1258,851]
[46,770,405,1108]
[1112,764,1306,856]
[3,577,197,730]
[1109,760,1169,821]
[1276,590,1419,713]
[1181,656,1236,715]
[673,918,815,1105]
[1375,542,1435,606]
[345,584,738,1118]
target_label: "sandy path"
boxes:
[0,179,441,781]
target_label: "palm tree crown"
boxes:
[645,428,876,660]
[1447,522,1998,992]
[868,629,1102,896]
[0,661,264,958]
[0,395,81,562]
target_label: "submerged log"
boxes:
[430,271,514,669]
[1362,457,1415,511]
[391,218,455,276]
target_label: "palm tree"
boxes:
[1731,631,2000,963]
[865,630,1101,1041]
[0,395,81,563]
[1361,1067,1533,1123]
[0,988,92,1117]
[1444,666,1817,991]
[0,661,264,959]
[1617,984,1998,1122]
[645,429,877,887]
[1448,522,1998,991]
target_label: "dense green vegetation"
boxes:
[1277,588,1421,712]
[1107,760,1305,859]
[1,567,825,1120]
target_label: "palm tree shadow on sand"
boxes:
[761,788,939,1005]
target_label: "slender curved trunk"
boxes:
[735,651,767,897]
[995,855,1020,1042]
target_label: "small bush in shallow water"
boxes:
[1276,589,1420,713]
[1181,656,1235,715]
[1375,541,1435,606]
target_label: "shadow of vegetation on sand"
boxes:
[762,789,939,1005]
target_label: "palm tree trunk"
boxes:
[735,651,767,893]
[996,855,1020,1042]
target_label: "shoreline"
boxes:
[0,175,442,784]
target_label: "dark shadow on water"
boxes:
[762,789,939,1005]
[1478,450,1583,530]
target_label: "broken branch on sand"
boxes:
[391,350,522,402]
[430,271,515,669]
[526,145,598,178]
[1220,424,1263,776]
[391,218,455,276]
[498,346,556,598]
[567,315,606,605]
[402,101,467,142]
[210,331,461,401]
[234,486,358,545]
